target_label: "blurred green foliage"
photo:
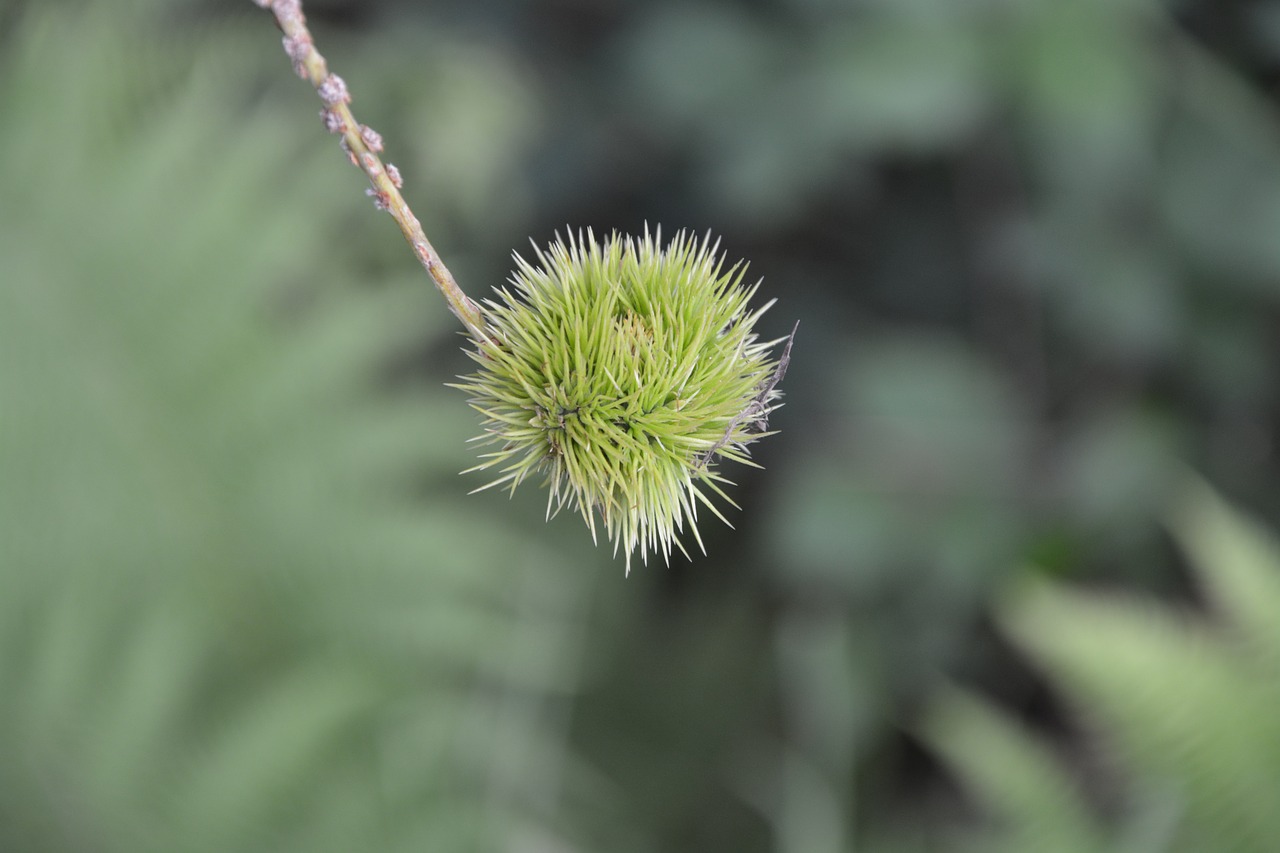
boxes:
[0,2,590,849]
[925,487,1280,852]
[5,0,1280,849]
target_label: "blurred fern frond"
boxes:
[0,5,580,851]
[924,485,1280,853]
[921,688,1111,853]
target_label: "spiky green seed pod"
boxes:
[454,228,793,574]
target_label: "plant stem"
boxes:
[253,0,487,342]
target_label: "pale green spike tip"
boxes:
[459,226,795,574]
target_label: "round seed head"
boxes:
[455,228,792,574]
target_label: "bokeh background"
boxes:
[5,0,1280,849]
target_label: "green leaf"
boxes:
[922,687,1108,853]
[1002,577,1280,853]
[1171,481,1280,667]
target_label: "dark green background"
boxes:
[3,0,1280,849]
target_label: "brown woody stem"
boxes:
[253,0,488,342]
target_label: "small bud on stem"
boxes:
[253,0,485,340]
